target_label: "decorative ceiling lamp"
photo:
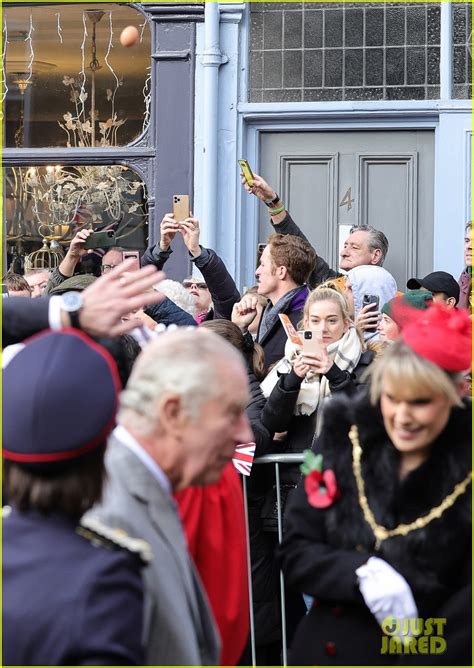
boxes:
[7,61,57,148]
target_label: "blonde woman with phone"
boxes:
[254,285,375,653]
[258,285,374,521]
[261,285,374,444]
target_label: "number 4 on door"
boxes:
[339,187,355,212]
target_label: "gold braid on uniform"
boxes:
[349,424,472,551]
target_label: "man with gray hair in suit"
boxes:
[87,328,253,666]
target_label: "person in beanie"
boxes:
[278,303,471,666]
[2,330,148,666]
[377,289,434,343]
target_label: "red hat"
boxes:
[400,302,472,372]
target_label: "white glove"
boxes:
[356,557,418,638]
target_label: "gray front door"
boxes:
[259,130,435,289]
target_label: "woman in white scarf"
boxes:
[261,286,374,449]
[258,286,375,628]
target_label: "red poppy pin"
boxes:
[300,450,340,509]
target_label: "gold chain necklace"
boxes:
[349,424,472,550]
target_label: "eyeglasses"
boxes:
[101,264,119,274]
[183,281,208,290]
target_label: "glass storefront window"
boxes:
[5,164,148,272]
[3,3,151,148]
[249,2,441,102]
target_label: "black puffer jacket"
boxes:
[245,370,272,457]
[278,392,472,666]
[154,245,241,322]
[191,247,241,321]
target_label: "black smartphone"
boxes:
[83,230,117,250]
[362,294,380,333]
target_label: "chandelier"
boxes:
[22,164,146,237]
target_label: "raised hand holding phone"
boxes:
[160,213,180,251]
[239,167,278,204]
[179,216,201,258]
[356,294,380,334]
[238,160,255,187]
[172,195,191,223]
[67,228,95,258]
[300,331,334,375]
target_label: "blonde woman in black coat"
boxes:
[278,303,471,666]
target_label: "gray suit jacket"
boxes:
[86,436,220,666]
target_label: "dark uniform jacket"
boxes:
[278,392,472,666]
[3,507,145,666]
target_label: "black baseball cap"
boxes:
[407,271,460,304]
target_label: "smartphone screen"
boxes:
[122,251,140,271]
[238,160,254,187]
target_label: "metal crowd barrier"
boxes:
[242,453,305,668]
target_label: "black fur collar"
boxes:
[313,391,471,608]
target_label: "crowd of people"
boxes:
[2,173,472,666]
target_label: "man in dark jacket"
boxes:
[233,233,316,369]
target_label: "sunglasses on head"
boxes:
[183,280,208,290]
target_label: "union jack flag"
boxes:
[232,442,256,476]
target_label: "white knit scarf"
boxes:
[260,326,362,416]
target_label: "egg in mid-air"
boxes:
[120,25,139,48]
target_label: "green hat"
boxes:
[49,274,97,295]
[381,289,433,327]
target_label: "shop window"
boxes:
[5,164,148,272]
[3,3,151,148]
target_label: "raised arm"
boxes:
[140,213,179,270]
[242,172,340,287]
[44,228,95,294]
[180,217,240,320]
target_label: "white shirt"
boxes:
[113,424,172,497]
[48,295,63,330]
